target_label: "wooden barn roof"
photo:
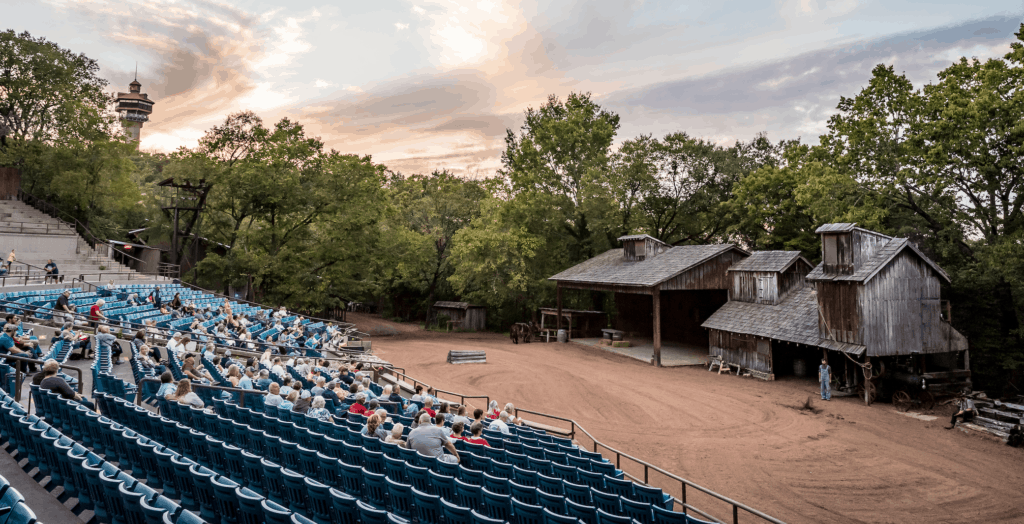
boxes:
[727,251,808,273]
[701,286,820,346]
[433,301,482,309]
[806,238,950,284]
[548,244,746,288]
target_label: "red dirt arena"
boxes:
[350,314,1024,524]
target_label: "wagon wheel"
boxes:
[919,390,935,411]
[892,390,912,412]
[856,381,877,405]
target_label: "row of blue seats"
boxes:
[0,473,38,524]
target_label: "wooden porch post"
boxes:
[556,284,563,332]
[653,285,661,367]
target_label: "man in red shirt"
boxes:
[423,397,437,417]
[89,299,106,330]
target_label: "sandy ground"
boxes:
[349,314,1024,524]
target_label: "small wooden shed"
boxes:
[432,301,486,331]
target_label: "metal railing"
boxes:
[0,222,76,235]
[16,189,181,278]
[377,372,785,524]
[378,368,490,411]
[0,353,85,403]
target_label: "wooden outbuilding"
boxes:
[549,234,749,366]
[432,301,486,331]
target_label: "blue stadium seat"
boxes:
[303,475,334,524]
[577,470,606,491]
[471,510,505,524]
[454,477,482,510]
[385,477,414,520]
[563,481,592,507]
[428,470,456,503]
[261,499,294,524]
[602,477,633,499]
[651,506,686,524]
[590,491,621,515]
[339,462,364,498]
[481,487,512,521]
[483,472,509,495]
[490,461,514,479]
[441,497,472,524]
[595,509,632,524]
[512,497,545,524]
[362,467,389,507]
[187,464,218,523]
[510,480,539,505]
[537,473,565,496]
[537,490,567,515]
[513,466,539,487]
[317,453,341,487]
[458,465,484,486]
[631,484,673,511]
[236,486,265,524]
[620,499,654,524]
[543,508,579,524]
[384,454,407,483]
[261,458,286,504]
[329,487,359,524]
[411,487,442,524]
[405,464,431,494]
[281,467,309,513]
[356,500,388,524]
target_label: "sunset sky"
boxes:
[7,1,1022,176]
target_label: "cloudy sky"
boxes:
[7,1,1022,175]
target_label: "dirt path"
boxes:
[358,319,1023,524]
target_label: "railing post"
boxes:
[681,483,687,514]
[734,505,739,524]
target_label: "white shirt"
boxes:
[272,365,286,376]
[167,339,183,354]
[487,419,510,435]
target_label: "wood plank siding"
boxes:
[709,329,773,374]
[661,250,745,291]
[778,262,809,301]
[816,281,861,344]
[859,250,954,356]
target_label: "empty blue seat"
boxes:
[454,478,482,510]
[211,475,242,524]
[412,487,442,524]
[481,487,512,521]
[538,491,567,515]
[459,466,484,486]
[595,509,631,524]
[405,464,431,494]
[187,464,219,523]
[563,481,591,507]
[363,468,389,507]
[236,486,265,524]
[329,487,359,524]
[281,468,309,513]
[620,498,654,524]
[304,477,334,524]
[261,458,286,504]
[441,497,472,524]
[590,490,620,515]
[512,497,545,524]
[385,477,414,520]
[510,480,539,505]
[471,509,505,524]
[631,484,673,511]
[339,462,364,498]
[602,477,632,499]
[261,499,294,524]
[428,470,456,503]
[576,470,605,491]
[552,463,578,482]
[356,500,388,524]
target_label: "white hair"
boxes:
[418,413,432,425]
[311,396,326,409]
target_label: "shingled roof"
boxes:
[806,238,950,283]
[433,301,482,309]
[549,244,745,288]
[701,286,820,346]
[727,251,808,273]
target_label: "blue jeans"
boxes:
[820,380,831,400]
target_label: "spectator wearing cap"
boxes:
[238,367,255,390]
[89,299,106,330]
[0,324,37,373]
[292,389,313,414]
[323,381,341,406]
[40,359,94,410]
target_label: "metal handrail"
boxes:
[76,272,163,282]
[377,372,784,524]
[379,368,490,413]
[0,222,75,235]
[0,353,85,403]
[16,188,181,277]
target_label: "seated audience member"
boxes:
[503,403,523,425]
[472,408,486,424]
[156,371,177,398]
[40,359,95,411]
[181,354,210,382]
[311,377,327,397]
[451,406,471,426]
[226,364,242,387]
[307,396,333,422]
[0,324,38,373]
[487,411,512,435]
[256,370,273,390]
[487,400,501,419]
[374,408,393,424]
[170,379,204,409]
[138,345,166,375]
[95,325,123,364]
[384,385,403,404]
[433,413,452,439]
[385,423,407,448]
[450,421,467,441]
[463,422,491,447]
[439,403,454,423]
[410,410,427,428]
[411,384,425,403]
[280,390,299,411]
[238,367,255,390]
[323,381,341,404]
[293,390,312,414]
[423,397,437,417]
[348,393,369,415]
[408,413,460,464]
[362,413,389,441]
[264,383,284,407]
[167,333,184,355]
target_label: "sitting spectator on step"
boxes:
[181,353,211,382]
[138,345,166,375]
[385,423,407,448]
[95,325,123,365]
[156,371,177,398]
[40,359,95,410]
[170,379,204,409]
[264,383,284,407]
[408,413,460,464]
[486,411,511,435]
[0,324,37,373]
[362,413,389,440]
[44,259,59,283]
[166,332,184,356]
[307,396,333,422]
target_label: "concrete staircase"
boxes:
[0,199,167,285]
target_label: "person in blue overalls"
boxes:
[819,358,831,401]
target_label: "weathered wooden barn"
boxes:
[432,301,487,331]
[548,234,749,366]
[702,224,969,387]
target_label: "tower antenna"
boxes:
[134,62,138,81]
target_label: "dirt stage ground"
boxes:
[349,314,1024,524]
